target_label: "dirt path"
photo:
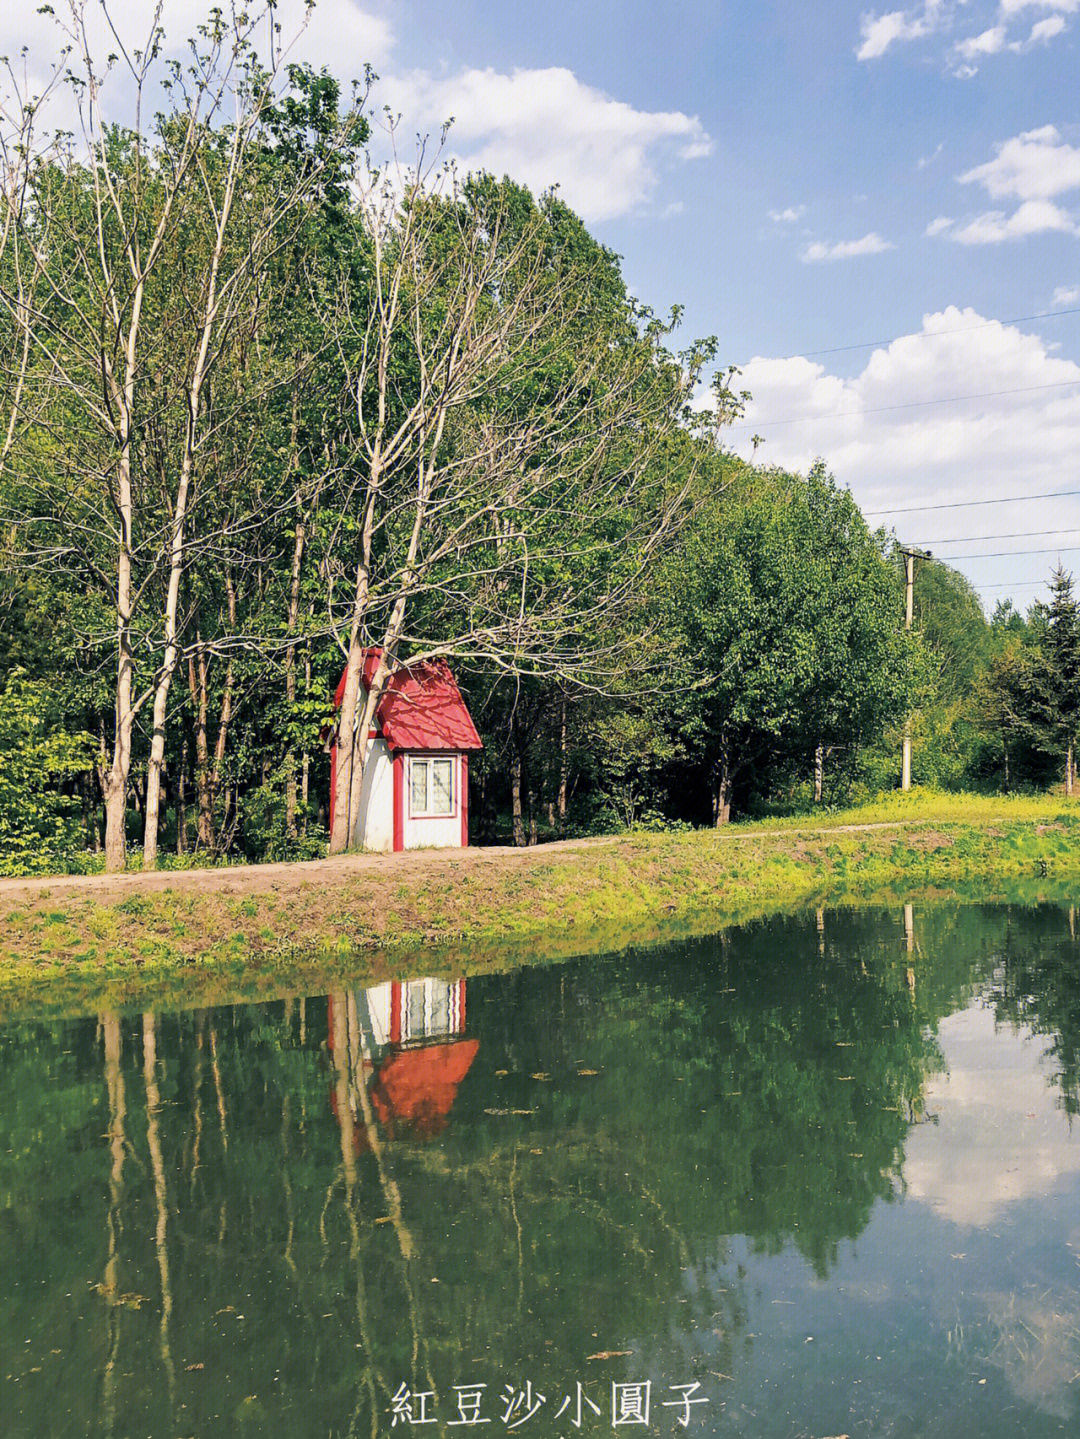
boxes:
[0,818,963,904]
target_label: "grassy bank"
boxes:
[2,790,1080,1017]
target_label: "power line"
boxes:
[736,305,1080,367]
[911,526,1080,546]
[974,580,1050,591]
[727,377,1080,432]
[867,486,1080,517]
[938,544,1080,561]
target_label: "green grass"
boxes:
[734,787,1073,831]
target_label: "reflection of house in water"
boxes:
[328,980,479,1145]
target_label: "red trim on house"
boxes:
[392,751,405,853]
[389,980,402,1046]
[460,754,469,847]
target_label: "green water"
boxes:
[2,903,1079,1438]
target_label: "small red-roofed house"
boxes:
[331,650,482,851]
[327,979,478,1146]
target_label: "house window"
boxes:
[409,756,455,816]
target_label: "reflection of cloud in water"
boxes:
[979,1286,1080,1420]
[903,1002,1080,1228]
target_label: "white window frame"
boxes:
[408,755,456,818]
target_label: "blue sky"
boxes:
[5,0,1079,606]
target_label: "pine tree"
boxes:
[1034,566,1080,793]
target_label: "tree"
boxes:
[662,464,910,823]
[999,566,1080,795]
[1038,566,1080,794]
[0,3,367,869]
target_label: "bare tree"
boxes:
[321,151,710,852]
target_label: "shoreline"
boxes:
[3,800,1080,1019]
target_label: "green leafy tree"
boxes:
[661,463,910,822]
[0,673,94,874]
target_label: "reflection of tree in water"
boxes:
[0,902,1072,1438]
[988,904,1080,1115]
[464,911,956,1280]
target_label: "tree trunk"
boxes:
[713,746,733,827]
[330,638,365,854]
[101,260,144,873]
[557,694,569,829]
[102,623,135,871]
[1002,739,1010,795]
[1067,742,1075,798]
[184,584,236,856]
[300,641,311,835]
[813,743,824,804]
[511,749,526,847]
[176,737,188,855]
[142,473,193,868]
[90,768,104,854]
[189,642,213,850]
[284,516,305,840]
[528,785,538,846]
[210,583,237,831]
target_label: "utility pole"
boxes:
[899,546,932,791]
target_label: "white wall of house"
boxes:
[363,981,393,1047]
[403,752,463,850]
[352,737,394,852]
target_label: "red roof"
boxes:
[334,650,482,752]
[370,1039,480,1137]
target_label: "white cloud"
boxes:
[1053,284,1080,304]
[768,205,806,223]
[960,125,1080,201]
[859,1,1071,71]
[1024,14,1069,42]
[943,199,1079,242]
[1003,14,1070,53]
[955,25,1007,58]
[918,143,945,169]
[951,12,1069,72]
[1,4,707,227]
[999,0,1078,14]
[726,307,1080,591]
[925,128,1080,245]
[379,66,711,223]
[856,3,943,60]
[800,232,894,261]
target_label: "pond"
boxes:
[2,902,1079,1438]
